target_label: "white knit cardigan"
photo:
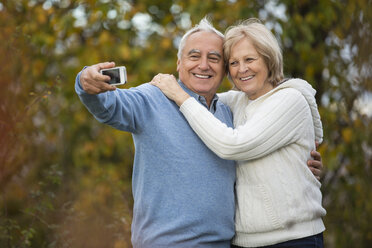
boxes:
[179,78,326,247]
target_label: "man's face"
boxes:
[177,31,225,103]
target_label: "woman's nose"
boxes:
[238,63,248,73]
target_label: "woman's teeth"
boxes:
[240,75,253,81]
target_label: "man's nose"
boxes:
[198,57,210,70]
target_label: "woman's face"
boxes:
[228,38,273,100]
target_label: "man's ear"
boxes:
[177,59,180,71]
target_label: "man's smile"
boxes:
[192,73,212,79]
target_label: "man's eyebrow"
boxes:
[187,49,222,59]
[188,49,201,55]
[208,51,222,58]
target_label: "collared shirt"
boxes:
[179,80,219,113]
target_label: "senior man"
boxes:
[75,18,322,248]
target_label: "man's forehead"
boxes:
[184,32,223,52]
[186,31,222,45]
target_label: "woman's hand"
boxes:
[150,73,190,106]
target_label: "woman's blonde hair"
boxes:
[224,18,284,86]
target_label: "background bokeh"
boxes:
[0,0,371,247]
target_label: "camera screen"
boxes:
[102,68,120,85]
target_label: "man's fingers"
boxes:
[92,70,111,83]
[85,64,111,84]
[85,81,115,94]
[96,81,116,92]
[311,150,321,162]
[79,62,118,94]
[90,62,116,83]
[308,159,321,169]
[97,61,115,70]
[309,148,323,181]
[84,83,102,94]
[309,167,321,180]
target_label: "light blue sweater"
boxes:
[75,73,236,248]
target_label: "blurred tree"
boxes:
[0,0,371,247]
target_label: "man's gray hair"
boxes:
[177,17,224,59]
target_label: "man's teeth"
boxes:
[194,74,211,79]
[240,75,254,80]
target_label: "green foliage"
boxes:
[0,0,371,247]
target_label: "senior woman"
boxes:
[151,18,326,248]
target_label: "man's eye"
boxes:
[209,57,219,62]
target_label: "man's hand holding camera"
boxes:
[80,62,117,94]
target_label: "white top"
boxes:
[179,78,326,247]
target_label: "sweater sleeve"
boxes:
[180,88,310,161]
[75,70,152,133]
[217,90,242,110]
[277,78,323,143]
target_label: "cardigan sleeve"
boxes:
[180,88,311,161]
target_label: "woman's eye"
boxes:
[229,61,238,66]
